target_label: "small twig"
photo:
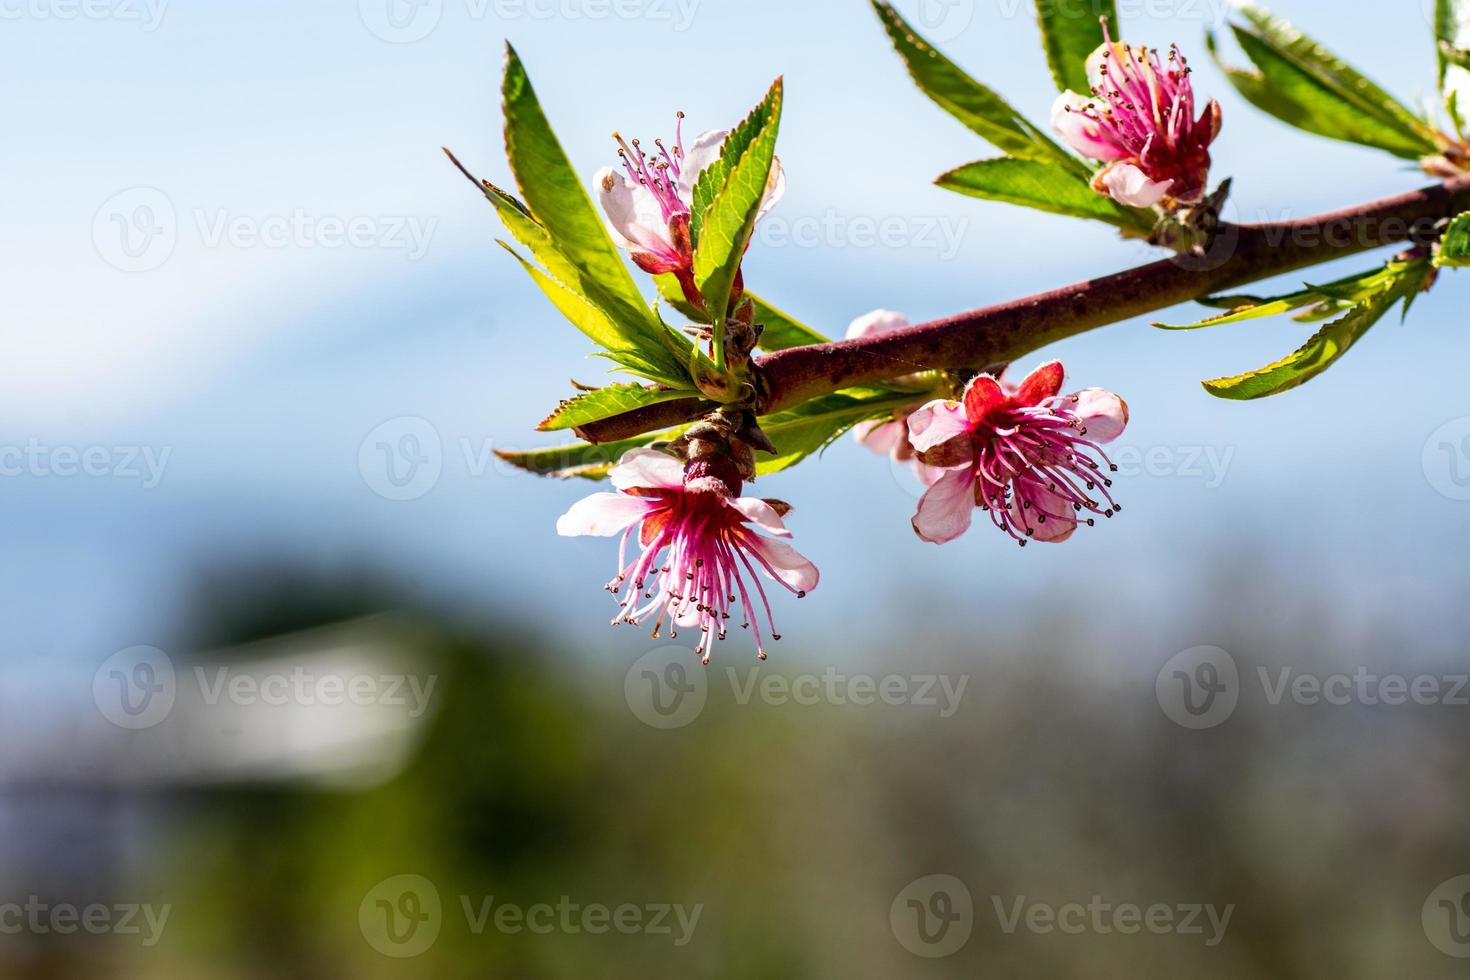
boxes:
[577,174,1470,444]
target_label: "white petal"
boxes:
[911,468,976,545]
[1095,163,1173,208]
[845,309,910,340]
[556,493,654,537]
[674,129,727,202]
[1050,91,1129,162]
[755,155,785,222]
[1069,388,1129,443]
[609,448,685,492]
[746,535,819,593]
[595,167,674,255]
[1086,42,1117,92]
[730,497,792,537]
[906,400,972,454]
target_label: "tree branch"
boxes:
[577,174,1470,443]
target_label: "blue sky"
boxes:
[4,0,1469,679]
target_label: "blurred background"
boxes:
[6,0,1470,975]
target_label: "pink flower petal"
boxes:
[845,309,910,340]
[915,460,950,487]
[962,375,1007,424]
[596,168,677,258]
[1009,483,1077,544]
[911,467,976,545]
[907,400,972,454]
[609,448,685,492]
[1050,91,1130,162]
[730,497,792,537]
[1014,360,1065,406]
[1069,388,1129,443]
[1093,162,1173,208]
[556,492,655,537]
[746,535,819,593]
[852,418,905,456]
[674,130,727,202]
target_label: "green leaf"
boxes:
[937,158,1153,230]
[479,179,671,342]
[688,97,772,253]
[755,387,928,474]
[1238,6,1432,137]
[1444,40,1470,75]
[1212,11,1437,159]
[498,242,630,353]
[1438,0,1470,82]
[872,1,1088,176]
[495,431,683,480]
[1437,211,1470,267]
[497,243,686,386]
[1034,0,1114,94]
[692,78,783,326]
[501,45,650,317]
[1155,264,1399,329]
[538,384,700,432]
[1202,260,1433,399]
[749,294,828,351]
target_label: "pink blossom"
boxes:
[1050,26,1221,208]
[844,310,945,485]
[907,361,1129,546]
[594,116,785,305]
[557,448,817,662]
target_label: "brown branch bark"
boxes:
[578,174,1470,444]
